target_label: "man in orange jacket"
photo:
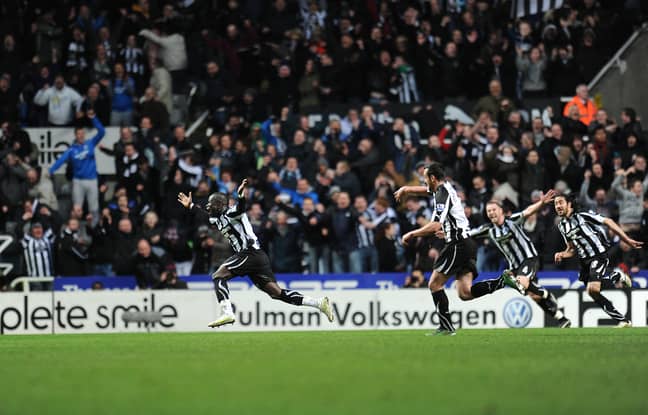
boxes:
[563,84,597,126]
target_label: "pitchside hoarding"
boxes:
[1,289,646,335]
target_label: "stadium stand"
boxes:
[0,0,646,290]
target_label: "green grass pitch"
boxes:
[1,329,647,415]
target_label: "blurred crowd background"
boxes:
[0,0,646,290]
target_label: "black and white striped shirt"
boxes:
[356,210,388,249]
[21,229,55,277]
[120,47,145,77]
[469,212,538,269]
[194,198,260,253]
[429,181,470,243]
[558,211,609,260]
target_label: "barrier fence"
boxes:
[47,271,648,292]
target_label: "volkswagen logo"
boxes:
[503,298,533,328]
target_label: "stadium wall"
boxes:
[2,288,647,335]
[590,25,648,128]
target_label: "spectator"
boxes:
[26,169,58,212]
[139,24,188,87]
[562,84,597,126]
[0,74,18,122]
[148,58,172,115]
[612,167,648,234]
[112,218,138,275]
[350,195,381,273]
[547,45,581,96]
[132,238,170,289]
[161,220,193,276]
[140,211,165,255]
[120,35,146,93]
[56,218,90,276]
[326,192,357,273]
[79,83,111,126]
[333,161,362,198]
[375,221,400,272]
[264,210,302,273]
[298,59,320,109]
[21,222,55,278]
[139,87,170,134]
[91,44,112,82]
[473,80,515,122]
[89,209,115,276]
[516,46,547,98]
[33,74,83,126]
[66,27,88,73]
[579,170,617,218]
[48,111,105,224]
[108,63,136,126]
[0,152,29,214]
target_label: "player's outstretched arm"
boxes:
[603,218,644,249]
[522,189,556,218]
[177,192,193,209]
[394,185,428,202]
[402,220,442,245]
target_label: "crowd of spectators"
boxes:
[0,0,647,290]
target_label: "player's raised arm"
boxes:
[522,189,556,218]
[177,192,193,209]
[394,185,429,202]
[602,217,644,249]
[227,179,248,217]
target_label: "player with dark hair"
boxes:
[470,196,572,328]
[395,162,512,335]
[178,180,334,327]
[553,193,640,327]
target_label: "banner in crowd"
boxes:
[27,127,121,175]
[52,271,648,292]
[2,288,646,335]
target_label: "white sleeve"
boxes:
[34,88,51,106]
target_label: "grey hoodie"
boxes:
[611,174,648,225]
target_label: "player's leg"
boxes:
[428,270,454,334]
[465,273,505,299]
[586,281,631,326]
[524,278,571,327]
[207,259,238,328]
[601,268,633,289]
[260,280,334,322]
[585,257,631,326]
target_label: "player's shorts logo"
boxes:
[503,298,533,328]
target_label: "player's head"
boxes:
[424,162,445,191]
[485,200,504,224]
[206,192,229,216]
[553,193,575,218]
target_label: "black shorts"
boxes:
[434,238,478,279]
[221,249,277,289]
[512,258,539,281]
[578,255,609,283]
